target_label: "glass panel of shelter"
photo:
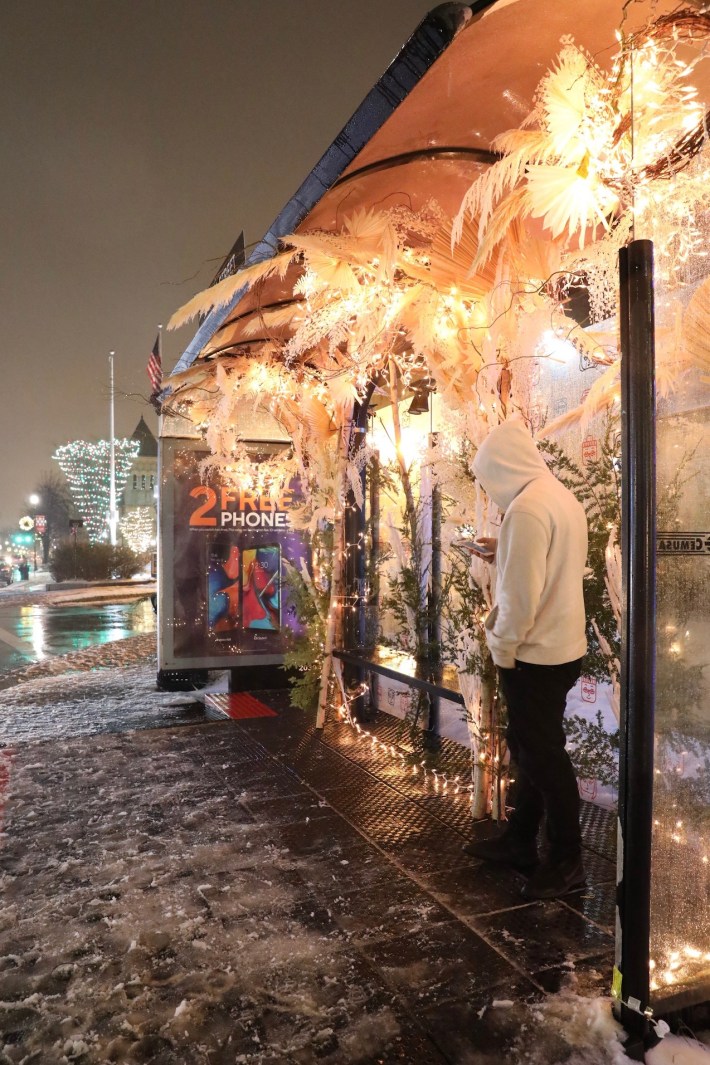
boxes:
[649,220,710,1010]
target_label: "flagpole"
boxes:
[109,351,117,546]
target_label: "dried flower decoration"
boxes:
[169,202,507,407]
[454,11,710,270]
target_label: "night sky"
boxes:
[0,0,434,529]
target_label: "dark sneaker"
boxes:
[463,834,538,872]
[521,854,585,900]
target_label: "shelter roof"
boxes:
[172,0,709,372]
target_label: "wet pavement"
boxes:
[0,657,621,1064]
[0,631,158,694]
[0,598,155,674]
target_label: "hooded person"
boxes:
[465,419,588,900]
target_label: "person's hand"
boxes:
[475,536,498,564]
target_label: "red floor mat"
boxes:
[204,693,279,720]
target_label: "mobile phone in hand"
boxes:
[451,537,494,558]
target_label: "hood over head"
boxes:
[472,420,550,510]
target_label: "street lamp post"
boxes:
[29,494,40,572]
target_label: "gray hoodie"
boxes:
[472,421,588,668]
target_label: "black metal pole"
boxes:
[615,239,656,1052]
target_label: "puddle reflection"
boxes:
[1,598,155,671]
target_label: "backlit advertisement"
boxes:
[159,438,309,669]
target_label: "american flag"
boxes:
[147,334,162,398]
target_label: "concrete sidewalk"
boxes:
[0,678,620,1064]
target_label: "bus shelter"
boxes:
[162,0,710,1045]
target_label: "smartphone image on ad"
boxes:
[207,541,241,642]
[242,544,281,632]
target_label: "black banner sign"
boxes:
[657,532,710,555]
[197,232,246,326]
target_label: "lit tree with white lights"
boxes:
[53,440,140,543]
[119,506,155,554]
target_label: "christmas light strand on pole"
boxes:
[109,352,117,546]
[54,439,140,543]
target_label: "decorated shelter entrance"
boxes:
[162,0,710,1040]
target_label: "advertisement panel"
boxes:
[159,437,309,670]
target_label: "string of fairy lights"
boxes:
[334,692,500,798]
[119,506,156,554]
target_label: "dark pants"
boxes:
[498,658,583,862]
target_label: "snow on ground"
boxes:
[0,660,206,743]
[498,993,710,1064]
[0,574,155,610]
[0,632,708,1062]
[0,632,157,690]
[0,727,412,1064]
[648,1035,710,1064]
[47,582,156,605]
